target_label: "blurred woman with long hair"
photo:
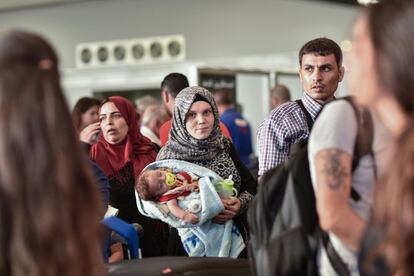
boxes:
[72,96,100,132]
[0,30,102,276]
[348,0,414,274]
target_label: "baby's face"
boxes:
[146,170,170,197]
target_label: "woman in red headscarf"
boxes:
[91,96,167,257]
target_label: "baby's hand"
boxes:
[187,182,199,192]
[182,212,199,224]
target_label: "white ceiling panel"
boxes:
[0,0,89,11]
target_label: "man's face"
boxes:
[299,53,344,104]
[161,88,175,116]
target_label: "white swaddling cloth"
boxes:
[135,159,245,258]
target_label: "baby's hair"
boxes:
[136,170,158,201]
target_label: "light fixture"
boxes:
[340,40,352,52]
[357,0,378,5]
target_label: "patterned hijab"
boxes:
[90,96,157,181]
[157,86,241,186]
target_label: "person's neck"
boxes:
[316,95,335,105]
[222,105,233,113]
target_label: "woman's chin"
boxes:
[105,137,122,145]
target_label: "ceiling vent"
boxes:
[76,34,186,68]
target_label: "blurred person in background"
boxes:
[214,88,253,168]
[270,84,291,109]
[72,96,101,145]
[72,96,100,132]
[140,104,169,148]
[135,95,161,123]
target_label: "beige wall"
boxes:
[0,0,359,69]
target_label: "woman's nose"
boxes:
[196,114,205,123]
[102,116,114,125]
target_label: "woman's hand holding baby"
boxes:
[212,198,241,224]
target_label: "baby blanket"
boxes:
[135,159,245,258]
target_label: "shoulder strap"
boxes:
[342,97,374,168]
[320,230,351,276]
[296,99,314,132]
[341,96,376,202]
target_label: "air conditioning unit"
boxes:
[76,34,186,68]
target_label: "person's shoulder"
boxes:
[160,119,172,131]
[270,101,300,117]
[159,119,173,146]
[221,108,241,121]
[265,101,301,124]
[320,99,356,119]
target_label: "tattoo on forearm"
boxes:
[318,150,349,190]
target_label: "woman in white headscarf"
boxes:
[158,86,257,256]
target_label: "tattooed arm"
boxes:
[314,149,366,251]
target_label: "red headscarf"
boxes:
[90,96,157,181]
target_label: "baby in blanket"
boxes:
[135,160,245,258]
[136,168,201,224]
[137,168,238,224]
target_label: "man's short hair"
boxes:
[135,95,159,115]
[299,37,342,67]
[161,73,189,99]
[271,84,291,103]
[213,88,234,106]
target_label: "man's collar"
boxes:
[301,92,324,120]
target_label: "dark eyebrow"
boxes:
[319,64,334,68]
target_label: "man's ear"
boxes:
[161,90,169,104]
[338,65,345,82]
[298,66,304,84]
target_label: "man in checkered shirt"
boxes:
[257,37,344,177]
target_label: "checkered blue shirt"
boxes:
[257,93,323,176]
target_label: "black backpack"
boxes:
[248,97,374,276]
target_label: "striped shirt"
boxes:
[257,92,323,176]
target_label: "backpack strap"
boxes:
[342,96,376,174]
[296,99,314,132]
[320,230,351,276]
[341,96,376,202]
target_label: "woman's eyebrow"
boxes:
[99,111,121,116]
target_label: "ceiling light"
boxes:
[340,40,352,52]
[357,0,378,5]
